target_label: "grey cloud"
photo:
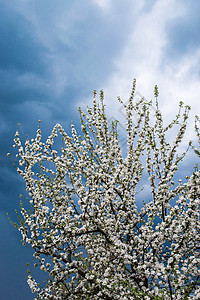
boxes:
[164,0,200,58]
[0,3,48,75]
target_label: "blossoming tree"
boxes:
[9,80,200,299]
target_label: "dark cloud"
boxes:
[13,0,140,89]
[0,0,140,132]
[0,213,34,300]
[0,2,48,75]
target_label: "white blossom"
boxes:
[10,81,200,299]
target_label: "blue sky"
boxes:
[1,0,200,299]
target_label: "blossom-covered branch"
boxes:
[10,80,200,299]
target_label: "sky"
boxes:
[0,0,200,299]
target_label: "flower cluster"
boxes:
[11,80,199,299]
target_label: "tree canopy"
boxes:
[9,80,200,299]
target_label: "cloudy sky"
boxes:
[1,0,200,299]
